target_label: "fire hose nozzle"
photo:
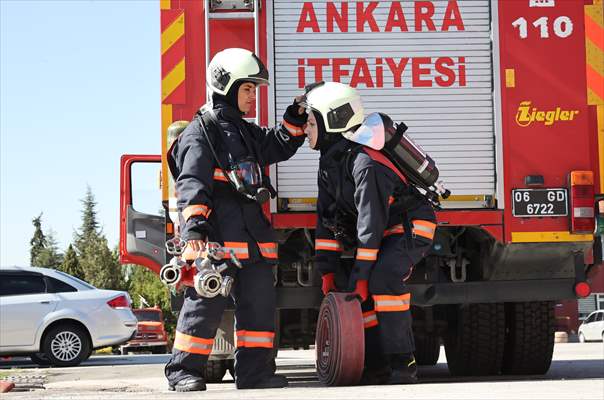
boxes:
[160,263,182,286]
[193,268,224,298]
[166,238,187,256]
[220,276,234,297]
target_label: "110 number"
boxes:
[512,16,574,39]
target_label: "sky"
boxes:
[1,0,161,265]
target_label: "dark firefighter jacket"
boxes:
[315,139,437,284]
[168,99,306,265]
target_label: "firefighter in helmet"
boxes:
[304,81,437,384]
[165,48,307,391]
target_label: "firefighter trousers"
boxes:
[165,260,276,388]
[359,233,432,364]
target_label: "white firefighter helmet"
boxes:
[207,48,269,96]
[303,81,364,134]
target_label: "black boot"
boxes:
[360,364,391,385]
[168,376,207,392]
[237,374,288,389]
[387,354,418,384]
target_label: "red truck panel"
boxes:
[498,1,593,242]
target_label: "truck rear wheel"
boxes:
[204,359,227,383]
[414,334,440,366]
[444,303,505,376]
[502,301,555,375]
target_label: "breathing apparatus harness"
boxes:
[196,107,276,204]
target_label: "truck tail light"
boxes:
[574,282,591,298]
[107,295,131,309]
[569,171,595,233]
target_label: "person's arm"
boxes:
[315,179,342,278]
[348,155,397,286]
[246,100,307,165]
[170,125,215,242]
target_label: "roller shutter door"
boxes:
[273,0,495,209]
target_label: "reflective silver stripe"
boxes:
[224,247,249,255]
[174,339,213,351]
[316,240,341,250]
[375,299,410,307]
[363,314,377,324]
[258,243,278,255]
[357,249,378,258]
[413,223,435,236]
[238,336,273,344]
[282,121,303,136]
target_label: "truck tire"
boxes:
[204,359,227,383]
[502,301,555,375]
[444,303,505,376]
[414,334,440,366]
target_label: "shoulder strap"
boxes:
[362,147,408,184]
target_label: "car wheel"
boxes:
[42,324,90,367]
[30,353,51,366]
[579,332,586,343]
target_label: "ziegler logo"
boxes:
[515,101,579,127]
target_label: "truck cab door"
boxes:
[119,155,165,274]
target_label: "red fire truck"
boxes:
[119,0,604,380]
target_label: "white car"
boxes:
[0,266,137,366]
[578,310,604,343]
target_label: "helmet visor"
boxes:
[343,112,386,150]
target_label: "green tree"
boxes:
[73,187,127,290]
[35,230,63,268]
[73,186,101,256]
[59,244,84,279]
[126,265,176,337]
[80,238,127,290]
[30,213,47,266]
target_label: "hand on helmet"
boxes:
[321,273,336,295]
[284,97,308,127]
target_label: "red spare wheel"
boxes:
[315,292,365,386]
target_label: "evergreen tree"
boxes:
[60,244,84,279]
[30,213,47,266]
[80,238,127,290]
[35,230,63,268]
[73,186,101,256]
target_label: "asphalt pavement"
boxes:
[1,342,603,399]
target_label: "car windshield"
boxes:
[54,270,96,290]
[135,310,162,322]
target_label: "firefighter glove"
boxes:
[284,99,308,127]
[321,273,336,295]
[353,279,369,302]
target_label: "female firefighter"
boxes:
[303,81,437,385]
[165,48,307,391]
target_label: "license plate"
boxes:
[512,188,568,217]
